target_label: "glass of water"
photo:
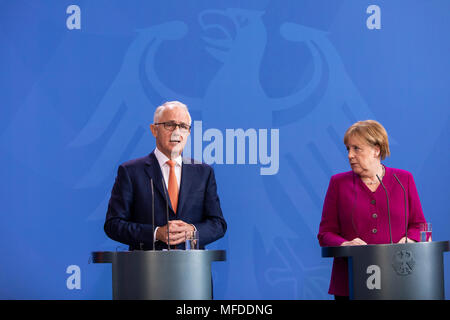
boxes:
[185,230,199,250]
[420,222,432,242]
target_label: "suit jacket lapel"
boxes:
[143,152,167,202]
[177,160,194,217]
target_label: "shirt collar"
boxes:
[154,147,182,168]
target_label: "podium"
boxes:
[322,241,449,300]
[92,250,226,300]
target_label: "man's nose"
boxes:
[171,131,181,139]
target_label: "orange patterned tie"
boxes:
[166,160,178,213]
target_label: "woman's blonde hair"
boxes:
[343,120,390,160]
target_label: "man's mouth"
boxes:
[170,139,181,143]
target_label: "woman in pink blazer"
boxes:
[317,120,427,299]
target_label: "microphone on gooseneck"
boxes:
[150,178,155,251]
[393,173,408,243]
[162,177,170,250]
[376,174,393,244]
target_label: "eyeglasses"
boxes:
[154,121,191,133]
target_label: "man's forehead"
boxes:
[160,106,189,118]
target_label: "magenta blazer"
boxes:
[317,166,426,296]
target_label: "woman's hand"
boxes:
[341,238,367,246]
[397,237,417,244]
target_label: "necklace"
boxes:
[363,165,385,185]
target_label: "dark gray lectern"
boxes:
[92,250,226,300]
[322,241,449,300]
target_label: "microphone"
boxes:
[150,178,155,250]
[376,174,393,244]
[162,177,170,250]
[393,173,408,243]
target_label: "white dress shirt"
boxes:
[153,147,185,243]
[154,147,182,192]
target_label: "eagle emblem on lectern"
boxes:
[392,250,415,276]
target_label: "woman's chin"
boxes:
[350,165,362,175]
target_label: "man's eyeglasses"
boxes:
[154,121,191,133]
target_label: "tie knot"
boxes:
[166,160,176,168]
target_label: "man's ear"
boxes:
[150,124,157,138]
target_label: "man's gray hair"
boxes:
[153,101,192,125]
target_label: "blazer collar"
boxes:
[143,151,195,216]
[154,147,183,168]
[177,161,195,216]
[356,164,393,196]
[143,152,167,201]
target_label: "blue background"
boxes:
[0,0,449,299]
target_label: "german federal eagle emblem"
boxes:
[392,250,415,276]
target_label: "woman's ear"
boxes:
[373,145,381,158]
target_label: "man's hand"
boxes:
[156,220,195,245]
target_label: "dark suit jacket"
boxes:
[104,152,227,250]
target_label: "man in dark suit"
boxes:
[104,101,227,250]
